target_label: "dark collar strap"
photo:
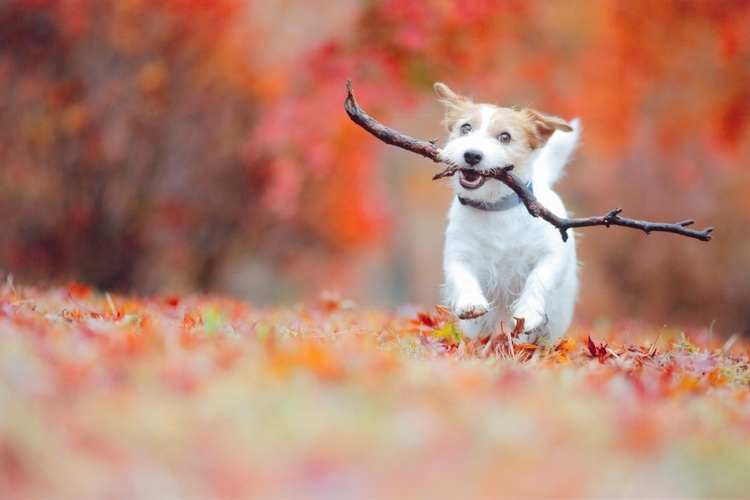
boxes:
[458,182,533,212]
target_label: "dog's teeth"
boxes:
[459,170,487,190]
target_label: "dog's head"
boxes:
[435,82,572,200]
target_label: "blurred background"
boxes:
[0,0,748,335]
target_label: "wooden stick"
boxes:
[344,79,713,242]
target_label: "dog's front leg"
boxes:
[443,261,493,339]
[444,261,490,320]
[512,253,566,339]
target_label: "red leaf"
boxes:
[587,335,612,363]
[586,335,598,357]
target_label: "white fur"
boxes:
[436,84,580,342]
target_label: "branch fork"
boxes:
[344,79,713,242]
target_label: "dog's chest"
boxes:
[445,204,546,287]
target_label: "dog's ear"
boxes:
[435,83,474,130]
[434,82,472,106]
[524,109,573,149]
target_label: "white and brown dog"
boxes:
[435,82,580,342]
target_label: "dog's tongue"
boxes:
[459,170,487,190]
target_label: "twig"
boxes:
[344,79,713,242]
[344,79,444,163]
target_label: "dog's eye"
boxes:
[498,132,511,143]
[460,123,472,135]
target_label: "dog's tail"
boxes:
[533,118,581,188]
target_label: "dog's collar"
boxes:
[458,183,533,212]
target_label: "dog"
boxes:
[435,82,580,342]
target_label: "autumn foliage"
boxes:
[3,2,750,496]
[2,284,750,497]
[0,1,749,333]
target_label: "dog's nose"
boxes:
[464,149,483,166]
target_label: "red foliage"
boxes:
[0,0,259,291]
[4,285,750,497]
[587,335,613,363]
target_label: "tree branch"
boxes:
[344,79,444,163]
[344,79,713,242]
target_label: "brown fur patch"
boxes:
[435,82,480,131]
[522,109,573,148]
[443,104,482,132]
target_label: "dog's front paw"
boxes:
[511,311,549,344]
[456,304,489,320]
[511,305,546,333]
[454,298,490,320]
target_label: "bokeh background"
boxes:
[0,0,748,335]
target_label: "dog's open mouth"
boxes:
[459,170,487,190]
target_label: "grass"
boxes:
[1,283,749,498]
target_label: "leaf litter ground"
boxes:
[1,284,749,497]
